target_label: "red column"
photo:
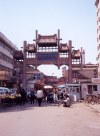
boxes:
[68,40,72,83]
[22,41,27,89]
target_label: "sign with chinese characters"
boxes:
[37,53,58,61]
[92,78,100,84]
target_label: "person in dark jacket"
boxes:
[19,87,26,105]
[30,89,35,104]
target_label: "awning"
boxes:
[44,85,53,89]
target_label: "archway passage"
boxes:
[14,30,84,87]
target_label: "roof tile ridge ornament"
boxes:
[59,43,69,53]
[60,43,69,49]
[38,34,57,39]
[60,43,68,46]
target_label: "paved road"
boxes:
[0,102,100,136]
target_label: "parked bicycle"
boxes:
[84,94,100,104]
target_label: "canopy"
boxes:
[44,85,53,89]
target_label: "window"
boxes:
[33,73,41,80]
[93,85,97,91]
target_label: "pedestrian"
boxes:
[36,89,44,106]
[30,88,35,104]
[63,94,71,107]
[27,89,31,102]
[53,91,58,103]
[19,87,26,105]
[60,91,64,100]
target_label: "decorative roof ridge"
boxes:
[38,34,57,38]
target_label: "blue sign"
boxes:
[37,53,58,60]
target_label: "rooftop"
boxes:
[0,32,18,50]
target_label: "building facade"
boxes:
[95,0,100,76]
[62,63,98,83]
[0,32,17,87]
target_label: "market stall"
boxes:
[0,93,21,107]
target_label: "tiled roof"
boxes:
[38,34,57,44]
[26,44,36,51]
[72,49,81,58]
[14,50,23,59]
[59,43,69,50]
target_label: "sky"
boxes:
[0,0,97,77]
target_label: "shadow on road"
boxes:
[0,101,75,113]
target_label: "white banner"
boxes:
[92,78,100,84]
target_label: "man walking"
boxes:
[36,89,44,106]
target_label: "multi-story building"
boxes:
[62,63,98,83]
[0,32,17,87]
[95,0,100,76]
[25,66,45,89]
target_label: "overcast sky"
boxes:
[0,0,97,77]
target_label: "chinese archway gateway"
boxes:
[14,30,85,88]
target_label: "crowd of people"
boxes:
[0,87,71,107]
[21,87,71,107]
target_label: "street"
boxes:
[0,102,100,136]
